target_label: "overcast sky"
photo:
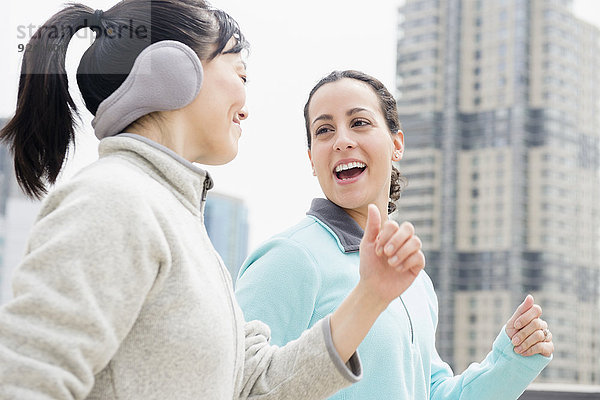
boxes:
[1,1,599,249]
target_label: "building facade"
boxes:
[396,0,600,383]
[0,118,43,304]
[204,192,249,280]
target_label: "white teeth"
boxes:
[335,162,366,173]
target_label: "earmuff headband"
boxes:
[92,40,204,140]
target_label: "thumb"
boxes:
[363,204,381,243]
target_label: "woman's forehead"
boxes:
[310,79,380,115]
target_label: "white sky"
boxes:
[1,0,599,249]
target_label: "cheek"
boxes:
[310,148,329,172]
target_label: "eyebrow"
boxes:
[311,107,373,126]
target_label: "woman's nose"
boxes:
[238,105,249,121]
[334,129,356,151]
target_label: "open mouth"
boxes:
[334,161,367,181]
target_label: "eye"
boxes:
[352,119,370,128]
[315,125,333,136]
[240,75,248,85]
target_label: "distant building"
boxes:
[204,191,249,280]
[0,118,43,304]
[396,0,600,383]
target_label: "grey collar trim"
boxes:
[100,133,213,214]
[117,133,213,191]
[306,198,363,253]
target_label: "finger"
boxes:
[506,295,534,330]
[393,235,422,267]
[514,304,542,330]
[376,220,400,256]
[363,204,381,243]
[401,250,425,276]
[514,328,546,355]
[378,221,414,256]
[519,340,554,357]
[511,318,548,347]
[388,243,418,268]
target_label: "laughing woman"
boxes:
[235,70,554,399]
[0,3,427,399]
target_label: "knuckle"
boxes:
[414,235,423,249]
[387,220,399,230]
[513,333,522,344]
[402,221,415,236]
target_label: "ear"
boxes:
[308,149,316,176]
[392,130,405,161]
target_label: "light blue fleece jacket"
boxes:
[236,198,552,400]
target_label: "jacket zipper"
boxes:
[200,177,210,214]
[399,296,414,344]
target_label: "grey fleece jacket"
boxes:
[0,134,361,399]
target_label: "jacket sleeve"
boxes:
[239,316,361,399]
[235,238,361,399]
[427,281,552,399]
[0,178,169,399]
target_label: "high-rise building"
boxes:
[204,192,249,280]
[0,118,43,304]
[396,0,600,384]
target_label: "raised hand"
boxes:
[505,295,554,357]
[358,204,425,305]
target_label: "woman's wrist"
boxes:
[330,282,389,363]
[353,280,390,315]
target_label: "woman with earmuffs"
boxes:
[0,1,427,399]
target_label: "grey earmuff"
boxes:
[92,40,204,140]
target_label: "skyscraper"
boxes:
[396,0,599,384]
[0,118,43,304]
[204,192,249,280]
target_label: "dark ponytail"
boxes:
[1,0,249,199]
[389,165,404,214]
[0,4,95,198]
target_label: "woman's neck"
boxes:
[343,203,388,230]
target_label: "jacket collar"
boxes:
[98,133,213,214]
[306,198,363,253]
